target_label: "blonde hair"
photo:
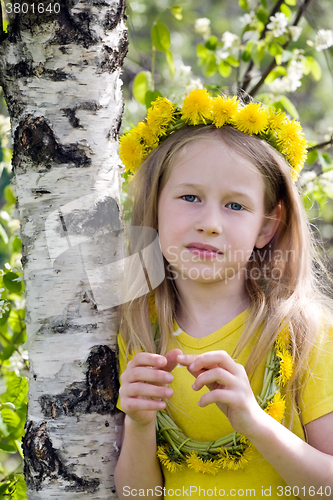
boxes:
[118,125,333,430]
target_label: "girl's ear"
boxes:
[255,203,282,249]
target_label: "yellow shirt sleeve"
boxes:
[300,329,333,425]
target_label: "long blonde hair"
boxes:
[118,125,333,429]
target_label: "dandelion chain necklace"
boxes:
[154,319,294,475]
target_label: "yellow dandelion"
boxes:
[267,107,287,130]
[157,446,184,473]
[119,132,147,173]
[181,89,212,125]
[275,325,291,351]
[211,95,240,128]
[186,452,221,475]
[265,392,286,423]
[233,102,269,136]
[217,447,252,471]
[146,97,175,136]
[147,291,158,324]
[277,349,294,386]
[133,121,158,149]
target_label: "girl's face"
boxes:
[157,138,279,286]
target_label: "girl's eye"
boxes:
[182,195,199,202]
[226,202,244,211]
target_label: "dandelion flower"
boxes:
[277,349,294,386]
[181,89,212,125]
[265,393,286,423]
[277,120,307,174]
[267,108,287,131]
[157,446,184,473]
[148,291,158,324]
[212,96,240,127]
[146,97,175,136]
[119,132,147,173]
[186,452,221,475]
[217,447,252,470]
[275,326,291,351]
[133,122,158,149]
[233,102,269,135]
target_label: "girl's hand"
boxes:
[177,351,263,437]
[119,349,182,428]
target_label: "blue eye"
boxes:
[227,202,243,211]
[182,195,199,202]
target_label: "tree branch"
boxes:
[241,0,286,92]
[307,137,333,152]
[247,0,313,97]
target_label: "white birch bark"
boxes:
[0,1,128,497]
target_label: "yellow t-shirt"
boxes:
[117,309,333,499]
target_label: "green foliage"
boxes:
[0,105,27,498]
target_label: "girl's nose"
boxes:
[194,205,223,235]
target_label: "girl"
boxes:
[114,90,333,499]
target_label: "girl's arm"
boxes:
[114,350,181,499]
[178,351,333,500]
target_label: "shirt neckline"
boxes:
[172,307,251,348]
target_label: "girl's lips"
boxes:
[187,247,223,258]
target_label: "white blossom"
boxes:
[240,11,256,28]
[289,26,302,42]
[185,78,204,92]
[267,12,289,37]
[194,18,211,39]
[221,31,239,49]
[216,49,229,61]
[269,54,305,93]
[315,29,333,51]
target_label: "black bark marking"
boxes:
[62,101,100,128]
[51,3,99,48]
[12,115,91,170]
[23,421,100,492]
[98,34,129,74]
[39,345,119,418]
[103,1,127,32]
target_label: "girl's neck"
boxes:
[175,293,250,339]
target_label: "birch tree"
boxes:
[0,0,128,497]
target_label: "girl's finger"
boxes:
[192,367,234,392]
[122,397,167,412]
[123,366,173,386]
[125,382,173,400]
[128,352,167,369]
[198,388,236,408]
[181,351,238,376]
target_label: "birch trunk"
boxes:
[0,1,128,497]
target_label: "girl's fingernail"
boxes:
[178,355,185,361]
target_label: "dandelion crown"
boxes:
[119,90,300,473]
[119,88,308,182]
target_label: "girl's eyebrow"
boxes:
[176,183,254,202]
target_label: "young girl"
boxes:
[114,90,333,500]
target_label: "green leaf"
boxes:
[265,66,287,84]
[218,60,231,78]
[250,42,262,68]
[205,36,218,51]
[0,442,17,453]
[280,4,292,19]
[4,185,16,205]
[5,375,28,408]
[132,71,152,105]
[170,6,182,20]
[256,7,269,24]
[145,90,163,109]
[0,223,8,244]
[275,95,299,119]
[1,408,21,431]
[151,23,171,52]
[165,49,175,79]
[0,345,15,362]
[12,475,27,500]
[226,55,239,67]
[306,150,318,165]
[239,0,248,9]
[305,56,322,81]
[3,272,22,294]
[268,42,283,57]
[285,0,296,4]
[197,44,210,59]
[204,54,217,77]
[0,482,11,495]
